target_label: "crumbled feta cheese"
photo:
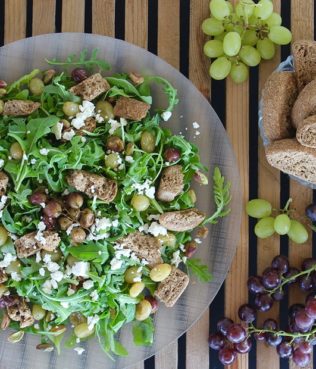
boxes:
[0,195,7,211]
[36,252,42,263]
[182,256,187,264]
[62,189,70,196]
[0,159,4,168]
[11,272,22,281]
[161,111,172,121]
[51,279,58,289]
[63,129,76,141]
[132,180,155,199]
[71,262,90,278]
[81,136,87,143]
[145,186,155,199]
[110,258,123,270]
[39,268,45,276]
[179,244,185,251]
[0,253,16,268]
[46,261,60,273]
[112,219,119,228]
[35,231,46,245]
[171,250,182,267]
[30,158,37,165]
[34,323,40,330]
[74,347,85,355]
[67,288,75,296]
[115,248,131,259]
[83,280,94,290]
[95,113,104,123]
[87,315,99,331]
[194,238,202,244]
[90,290,99,301]
[147,214,160,221]
[42,280,53,294]
[139,223,149,233]
[147,222,167,237]
[60,301,69,308]
[51,271,63,282]
[108,119,121,135]
[37,221,46,232]
[125,155,134,163]
[130,252,140,262]
[43,254,52,264]
[51,122,63,140]
[71,101,95,129]
[192,121,200,129]
[39,148,49,156]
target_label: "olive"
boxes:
[67,255,79,266]
[42,214,57,230]
[32,304,46,320]
[0,100,4,114]
[74,322,94,339]
[193,171,208,185]
[124,266,142,284]
[196,226,209,239]
[105,153,120,169]
[188,189,197,204]
[69,312,87,326]
[43,69,56,84]
[66,193,84,209]
[0,89,6,97]
[96,101,114,120]
[185,241,197,258]
[0,80,7,89]
[10,142,23,160]
[131,194,150,212]
[36,343,54,351]
[6,260,21,274]
[129,72,144,85]
[140,131,156,153]
[149,263,172,282]
[43,200,62,218]
[60,119,70,129]
[50,325,66,335]
[41,249,62,262]
[58,216,73,231]
[66,207,80,220]
[0,226,8,246]
[71,68,88,82]
[106,136,124,152]
[8,331,24,343]
[71,227,86,244]
[164,147,180,162]
[135,300,152,321]
[125,142,135,156]
[45,311,55,323]
[0,284,8,297]
[29,77,44,95]
[63,102,79,117]
[157,232,176,248]
[29,190,47,205]
[129,282,145,298]
[79,209,95,228]
[145,296,159,313]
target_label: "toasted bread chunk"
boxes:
[0,268,7,283]
[296,115,316,148]
[113,96,150,121]
[266,138,316,184]
[0,171,9,196]
[262,71,297,141]
[119,231,162,267]
[14,231,60,258]
[292,40,316,91]
[159,208,205,232]
[3,100,40,116]
[69,73,110,101]
[66,170,118,203]
[76,117,96,136]
[7,298,34,328]
[292,79,316,129]
[154,268,189,307]
[157,165,184,202]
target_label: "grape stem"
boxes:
[282,198,293,212]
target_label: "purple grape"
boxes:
[293,349,311,367]
[235,338,252,354]
[305,297,316,319]
[271,255,289,274]
[309,334,316,346]
[305,203,316,222]
[284,267,300,284]
[71,68,88,82]
[301,258,316,271]
[272,288,285,301]
[253,332,265,341]
[294,309,314,331]
[265,333,282,347]
[277,341,293,358]
[262,268,281,289]
[263,318,277,331]
[226,324,247,344]
[298,275,313,292]
[288,321,300,333]
[0,295,18,308]
[238,304,256,323]
[254,293,273,312]
[247,276,265,294]
[217,318,234,337]
[208,333,225,350]
[297,341,312,354]
[289,304,305,319]
[218,347,237,365]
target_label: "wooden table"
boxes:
[1,0,315,368]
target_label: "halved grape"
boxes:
[242,30,258,46]
[265,12,282,27]
[223,32,242,56]
[230,62,249,84]
[236,0,255,18]
[246,199,272,218]
[209,57,232,80]
[239,45,261,66]
[255,217,275,239]
[210,0,231,20]
[274,214,291,235]
[204,40,224,58]
[202,17,224,36]
[288,220,308,244]
[257,38,276,60]
[268,26,292,45]
[253,0,273,20]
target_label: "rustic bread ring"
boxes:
[296,115,316,148]
[292,79,316,128]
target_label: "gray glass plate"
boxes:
[0,33,241,369]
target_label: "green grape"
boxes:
[268,26,292,45]
[210,0,231,20]
[287,220,309,244]
[223,32,242,56]
[253,0,273,20]
[255,217,275,239]
[230,62,249,84]
[202,17,224,36]
[204,40,224,58]
[235,0,255,18]
[246,199,272,218]
[239,45,261,67]
[227,1,234,13]
[265,12,282,27]
[209,57,232,80]
[257,38,276,60]
[214,32,227,41]
[242,30,258,46]
[274,214,291,235]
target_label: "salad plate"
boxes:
[0,33,241,369]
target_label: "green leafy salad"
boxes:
[0,49,231,357]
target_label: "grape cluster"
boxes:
[202,0,292,83]
[209,255,316,367]
[246,198,309,244]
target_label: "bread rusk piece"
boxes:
[292,40,316,91]
[292,79,316,128]
[157,165,184,202]
[296,115,316,148]
[266,138,316,184]
[261,71,297,142]
[159,208,205,232]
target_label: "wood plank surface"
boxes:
[92,0,115,37]
[61,0,85,32]
[32,0,56,35]
[4,0,26,43]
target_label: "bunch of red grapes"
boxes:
[209,255,316,367]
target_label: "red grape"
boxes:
[284,267,300,284]
[253,332,265,341]
[163,147,180,162]
[301,258,316,271]
[289,304,305,319]
[271,255,289,274]
[305,297,316,319]
[293,349,311,367]
[235,338,252,354]
[238,304,256,323]
[305,203,316,222]
[298,275,313,292]
[262,268,281,289]
[208,332,225,350]
[254,293,273,312]
[294,309,314,331]
[218,347,237,365]
[272,288,285,301]
[297,341,312,354]
[263,318,277,331]
[277,341,293,358]
[217,318,233,336]
[247,276,265,294]
[71,68,88,82]
[226,324,247,344]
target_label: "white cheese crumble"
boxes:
[71,262,90,278]
[161,111,172,121]
[67,288,75,296]
[171,250,182,267]
[71,101,95,129]
[37,221,46,232]
[39,268,45,276]
[132,180,156,199]
[60,301,69,308]
[39,148,49,156]
[46,261,60,273]
[192,121,200,129]
[194,238,202,244]
[0,253,16,268]
[147,214,160,221]
[51,271,63,282]
[87,315,100,331]
[110,258,123,270]
[11,272,22,281]
[147,222,167,237]
[51,122,63,140]
[125,155,134,163]
[90,290,99,301]
[36,252,42,263]
[0,159,4,168]
[74,347,85,355]
[108,118,127,135]
[83,280,94,290]
[63,129,76,141]
[30,158,37,165]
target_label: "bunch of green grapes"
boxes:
[246,199,309,244]
[202,0,292,83]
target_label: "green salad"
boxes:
[0,49,231,357]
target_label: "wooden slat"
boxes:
[61,0,85,32]
[289,2,314,369]
[92,0,115,36]
[4,0,26,43]
[125,0,148,48]
[32,0,55,35]
[224,0,249,368]
[155,0,180,367]
[186,1,211,369]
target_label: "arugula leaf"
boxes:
[186,258,212,282]
[43,74,81,102]
[46,49,111,72]
[203,167,232,225]
[68,242,109,263]
[6,69,40,94]
[132,318,154,346]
